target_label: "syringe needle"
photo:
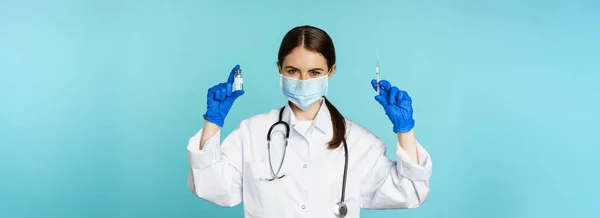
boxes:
[376,48,380,95]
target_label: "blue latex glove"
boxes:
[371,79,415,133]
[203,65,245,127]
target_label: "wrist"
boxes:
[396,129,419,164]
[203,113,224,127]
[397,129,415,140]
[200,120,221,150]
[203,120,220,130]
[393,119,415,133]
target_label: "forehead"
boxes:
[281,46,328,69]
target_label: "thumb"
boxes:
[230,90,245,100]
[371,79,379,92]
[374,95,388,106]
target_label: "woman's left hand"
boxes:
[371,79,415,133]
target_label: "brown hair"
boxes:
[277,25,346,150]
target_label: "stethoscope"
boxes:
[263,106,349,217]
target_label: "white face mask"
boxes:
[280,74,328,111]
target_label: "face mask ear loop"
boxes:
[324,69,332,97]
[324,75,329,97]
[280,73,285,96]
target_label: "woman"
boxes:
[187,25,433,218]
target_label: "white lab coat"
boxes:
[187,99,433,218]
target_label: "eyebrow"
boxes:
[284,66,325,71]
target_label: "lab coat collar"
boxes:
[281,98,333,137]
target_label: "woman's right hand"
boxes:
[370,79,415,133]
[203,64,245,127]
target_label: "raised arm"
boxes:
[361,79,433,209]
[187,64,245,206]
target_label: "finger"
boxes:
[396,90,406,104]
[215,87,223,101]
[207,85,217,99]
[379,80,392,92]
[219,86,227,100]
[227,64,241,84]
[401,92,412,107]
[374,95,388,106]
[226,83,232,97]
[370,79,378,92]
[376,89,390,104]
[231,90,245,100]
[210,84,222,101]
[214,90,221,101]
[371,79,390,96]
[373,80,390,96]
[389,87,399,105]
[379,86,389,96]
[216,89,223,101]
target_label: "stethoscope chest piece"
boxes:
[334,202,348,217]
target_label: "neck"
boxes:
[289,99,323,121]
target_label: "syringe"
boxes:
[376,48,380,95]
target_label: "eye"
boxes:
[287,69,298,74]
[310,71,321,76]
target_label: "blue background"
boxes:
[1,0,599,217]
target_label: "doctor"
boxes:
[187,25,433,218]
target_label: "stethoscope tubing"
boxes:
[265,106,349,217]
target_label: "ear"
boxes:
[328,64,337,79]
[276,61,282,74]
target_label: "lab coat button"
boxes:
[301,205,306,209]
[303,164,308,168]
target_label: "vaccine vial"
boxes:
[233,68,243,91]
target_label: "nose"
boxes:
[299,74,310,80]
